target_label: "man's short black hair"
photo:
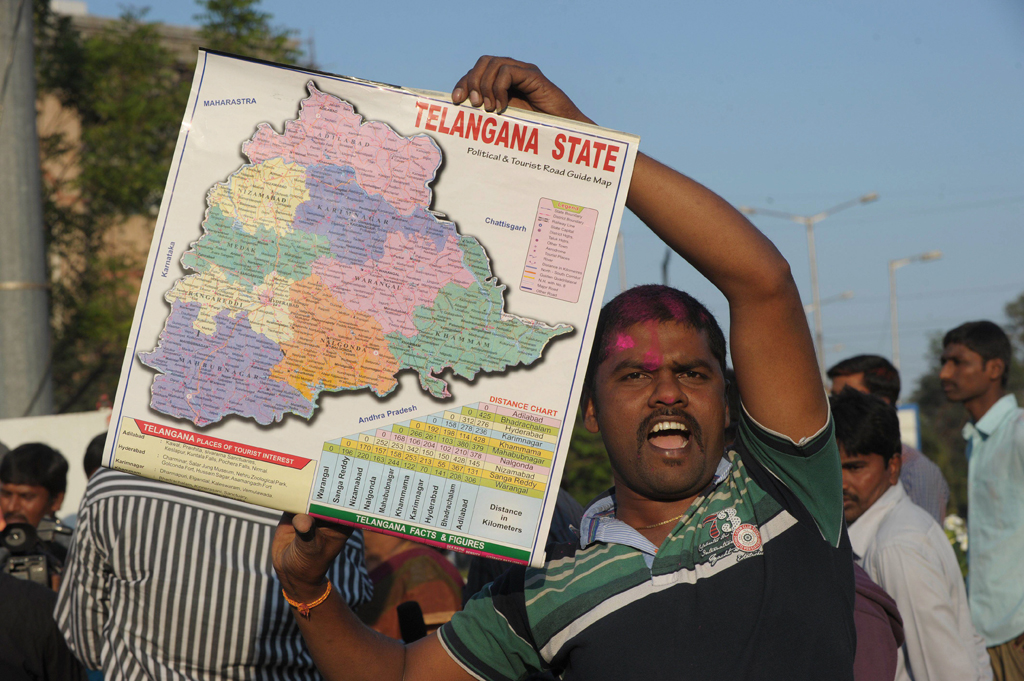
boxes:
[943,321,1013,388]
[582,285,726,407]
[0,443,69,499]
[84,434,105,479]
[827,354,901,404]
[829,388,902,465]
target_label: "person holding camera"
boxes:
[0,444,85,680]
[0,443,73,587]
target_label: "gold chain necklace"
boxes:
[635,512,686,530]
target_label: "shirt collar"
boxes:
[578,455,733,552]
[847,481,905,559]
[962,393,1019,441]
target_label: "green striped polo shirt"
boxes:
[438,408,855,680]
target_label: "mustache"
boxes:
[636,407,705,453]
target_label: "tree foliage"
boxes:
[194,0,302,63]
[33,0,300,413]
[563,409,612,507]
[35,2,190,413]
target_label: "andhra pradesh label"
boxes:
[112,417,315,511]
[520,199,598,303]
[308,400,561,565]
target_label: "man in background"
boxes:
[0,570,86,681]
[0,444,73,575]
[829,354,950,523]
[0,444,84,679]
[941,321,1024,680]
[82,434,103,480]
[833,388,990,681]
[57,468,374,681]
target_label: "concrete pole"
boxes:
[805,220,826,380]
[0,0,54,417]
[889,261,902,371]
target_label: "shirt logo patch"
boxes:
[701,507,741,538]
[732,524,762,552]
[698,507,746,565]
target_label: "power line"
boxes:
[820,195,1024,226]
[828,280,1024,306]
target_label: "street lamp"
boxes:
[804,290,854,315]
[740,192,879,377]
[889,250,942,370]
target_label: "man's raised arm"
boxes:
[273,56,830,681]
[453,56,826,442]
[272,514,472,681]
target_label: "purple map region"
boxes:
[294,164,451,266]
[139,302,314,426]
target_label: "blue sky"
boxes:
[82,0,1024,398]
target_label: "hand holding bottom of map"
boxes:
[451,56,594,124]
[273,513,353,602]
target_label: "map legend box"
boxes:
[520,199,598,303]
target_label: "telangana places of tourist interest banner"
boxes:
[106,52,639,567]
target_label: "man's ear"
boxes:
[887,453,902,485]
[47,491,65,515]
[984,357,1006,384]
[583,394,601,434]
[723,380,732,431]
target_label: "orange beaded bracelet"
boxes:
[282,582,332,619]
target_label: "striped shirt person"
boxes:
[55,468,372,681]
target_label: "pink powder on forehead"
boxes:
[640,357,661,371]
[641,319,663,369]
[612,333,635,352]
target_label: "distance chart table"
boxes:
[308,402,562,563]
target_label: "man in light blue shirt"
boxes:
[941,320,1024,681]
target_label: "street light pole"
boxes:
[804,290,854,315]
[740,192,878,378]
[805,221,823,373]
[889,250,942,370]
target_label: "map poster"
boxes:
[105,51,639,568]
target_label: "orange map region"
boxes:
[270,275,400,399]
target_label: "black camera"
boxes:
[0,519,71,588]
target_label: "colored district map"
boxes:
[141,83,573,427]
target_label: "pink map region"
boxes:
[243,82,440,216]
[312,231,477,337]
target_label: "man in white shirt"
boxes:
[831,388,992,681]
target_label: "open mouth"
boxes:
[647,420,692,450]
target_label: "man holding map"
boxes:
[272,56,855,679]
